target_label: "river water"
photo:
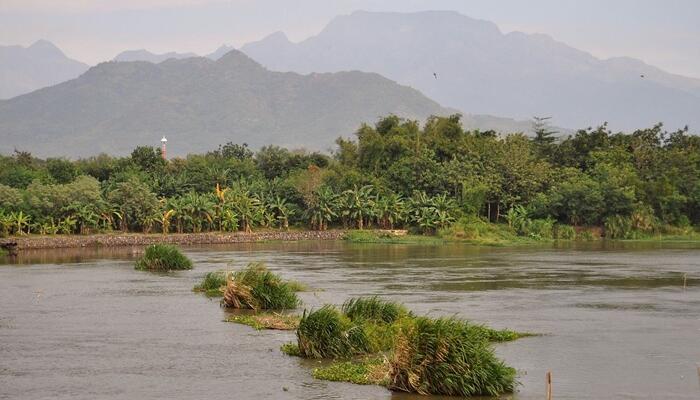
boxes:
[1,241,699,400]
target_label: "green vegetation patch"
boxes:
[297,305,371,358]
[135,244,192,271]
[226,313,300,330]
[389,317,516,397]
[312,357,389,386]
[221,262,300,310]
[344,230,444,244]
[193,270,228,296]
[286,296,530,397]
[341,296,409,324]
[280,342,301,356]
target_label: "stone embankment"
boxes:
[0,230,348,251]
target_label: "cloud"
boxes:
[0,0,232,13]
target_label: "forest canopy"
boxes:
[0,114,698,237]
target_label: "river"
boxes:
[1,241,699,399]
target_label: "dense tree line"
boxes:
[0,114,698,238]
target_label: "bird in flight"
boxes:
[433,72,438,79]
[640,74,645,78]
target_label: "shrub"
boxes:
[193,270,227,296]
[135,244,192,271]
[221,262,299,310]
[388,317,516,397]
[297,305,370,358]
[554,224,576,240]
[604,215,632,239]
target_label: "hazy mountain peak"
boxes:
[215,48,265,70]
[114,49,198,63]
[241,9,700,131]
[0,51,451,157]
[27,39,64,56]
[0,40,89,99]
[206,44,235,60]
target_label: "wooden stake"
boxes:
[683,273,687,290]
[546,371,552,400]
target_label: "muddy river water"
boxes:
[1,241,699,399]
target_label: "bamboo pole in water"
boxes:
[546,371,552,400]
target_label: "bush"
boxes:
[554,224,576,240]
[604,215,632,239]
[193,270,228,296]
[221,262,299,310]
[135,244,192,271]
[388,317,516,397]
[342,296,409,324]
[297,305,370,358]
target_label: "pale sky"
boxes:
[2,0,699,78]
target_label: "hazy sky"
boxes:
[2,0,699,78]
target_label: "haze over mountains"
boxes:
[0,40,89,99]
[242,10,700,132]
[0,50,451,157]
[1,10,699,158]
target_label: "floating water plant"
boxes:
[135,244,192,271]
[221,262,300,310]
[388,317,516,397]
[312,357,389,386]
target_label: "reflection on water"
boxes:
[1,240,699,400]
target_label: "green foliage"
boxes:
[342,296,409,324]
[389,317,516,397]
[312,357,388,386]
[280,342,301,356]
[135,244,193,271]
[193,271,227,296]
[221,263,300,310]
[297,306,371,359]
[553,224,576,240]
[1,115,698,237]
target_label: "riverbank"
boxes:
[0,230,348,251]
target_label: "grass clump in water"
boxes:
[280,342,301,356]
[222,262,300,310]
[226,313,299,330]
[342,296,409,324]
[135,244,192,271]
[344,230,443,244]
[193,270,227,296]
[297,305,371,358]
[313,357,390,386]
[388,317,516,397]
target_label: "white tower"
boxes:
[160,136,168,160]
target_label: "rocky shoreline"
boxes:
[0,230,348,251]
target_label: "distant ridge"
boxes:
[0,50,453,157]
[241,10,700,132]
[0,40,89,99]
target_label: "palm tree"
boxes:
[181,192,215,233]
[58,216,77,235]
[0,211,12,237]
[159,209,176,234]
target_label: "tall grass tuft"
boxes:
[297,305,370,358]
[193,270,227,296]
[389,317,516,397]
[135,244,192,271]
[342,296,409,324]
[221,262,299,310]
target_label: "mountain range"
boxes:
[0,40,89,99]
[0,50,453,157]
[241,10,700,132]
